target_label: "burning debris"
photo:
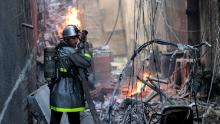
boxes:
[96,39,220,124]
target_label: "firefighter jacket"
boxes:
[49,42,92,112]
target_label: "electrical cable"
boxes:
[137,1,152,115]
[135,0,142,105]
[202,8,220,121]
[161,0,181,43]
[193,91,200,124]
[107,39,178,122]
[92,0,122,51]
[149,0,165,105]
[103,0,121,46]
[133,0,138,104]
[143,0,152,41]
[107,0,219,122]
[205,26,220,111]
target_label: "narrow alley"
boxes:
[0,0,220,124]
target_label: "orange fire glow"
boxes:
[121,81,151,97]
[56,7,81,38]
[143,72,151,79]
[121,72,152,97]
[136,81,144,93]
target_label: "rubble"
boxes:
[34,1,220,123]
[98,68,220,124]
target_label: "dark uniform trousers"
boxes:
[50,110,80,124]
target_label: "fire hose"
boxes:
[78,69,102,124]
[79,30,102,124]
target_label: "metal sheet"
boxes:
[27,85,69,124]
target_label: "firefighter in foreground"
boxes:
[49,25,92,124]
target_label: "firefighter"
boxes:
[49,25,92,124]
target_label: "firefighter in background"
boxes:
[49,25,92,124]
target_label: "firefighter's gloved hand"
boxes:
[77,41,90,50]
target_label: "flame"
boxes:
[120,71,173,98]
[64,7,81,28]
[143,72,151,79]
[56,7,81,38]
[136,81,144,93]
[121,81,151,97]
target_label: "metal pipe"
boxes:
[22,23,34,29]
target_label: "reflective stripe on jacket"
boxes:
[50,106,87,112]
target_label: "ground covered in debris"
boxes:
[92,74,220,124]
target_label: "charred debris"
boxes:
[94,39,220,124]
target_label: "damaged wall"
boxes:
[0,0,37,123]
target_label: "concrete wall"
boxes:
[78,0,104,48]
[78,0,127,56]
[99,0,127,56]
[0,0,37,123]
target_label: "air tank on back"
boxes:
[44,46,57,82]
